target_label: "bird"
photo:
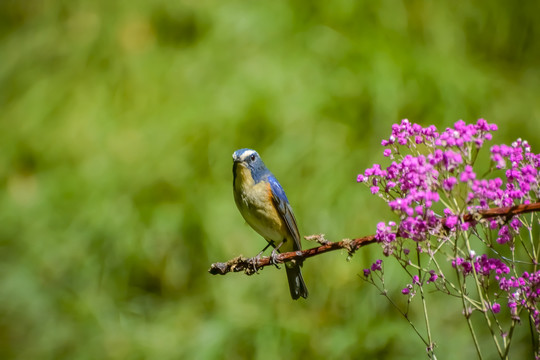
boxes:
[232,148,308,300]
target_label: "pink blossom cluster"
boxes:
[497,271,540,330]
[363,259,382,277]
[469,139,540,209]
[452,254,510,277]
[358,119,503,246]
[358,119,540,247]
[358,119,540,354]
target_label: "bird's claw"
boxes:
[251,254,262,274]
[270,249,281,269]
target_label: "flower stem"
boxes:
[462,230,504,357]
[455,267,483,359]
[417,251,436,358]
[454,231,483,359]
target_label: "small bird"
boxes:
[232,148,308,300]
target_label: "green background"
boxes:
[1,0,539,358]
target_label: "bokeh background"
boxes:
[1,0,539,359]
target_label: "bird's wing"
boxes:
[268,175,302,251]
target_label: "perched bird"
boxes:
[232,148,308,300]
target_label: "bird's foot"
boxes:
[251,253,263,274]
[269,248,281,269]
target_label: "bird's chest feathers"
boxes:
[234,167,272,213]
[234,167,283,240]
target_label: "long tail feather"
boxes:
[285,265,308,300]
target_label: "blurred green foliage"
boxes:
[1,0,539,358]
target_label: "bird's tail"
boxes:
[285,264,308,300]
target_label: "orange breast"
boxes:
[234,168,290,246]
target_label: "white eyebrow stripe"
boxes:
[239,150,256,161]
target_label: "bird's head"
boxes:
[232,148,269,182]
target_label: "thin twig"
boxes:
[208,235,376,275]
[209,202,540,276]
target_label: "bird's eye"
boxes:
[250,154,256,162]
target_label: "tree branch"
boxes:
[209,202,540,276]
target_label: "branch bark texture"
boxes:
[209,202,540,276]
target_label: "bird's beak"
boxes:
[233,156,245,165]
[232,159,244,182]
